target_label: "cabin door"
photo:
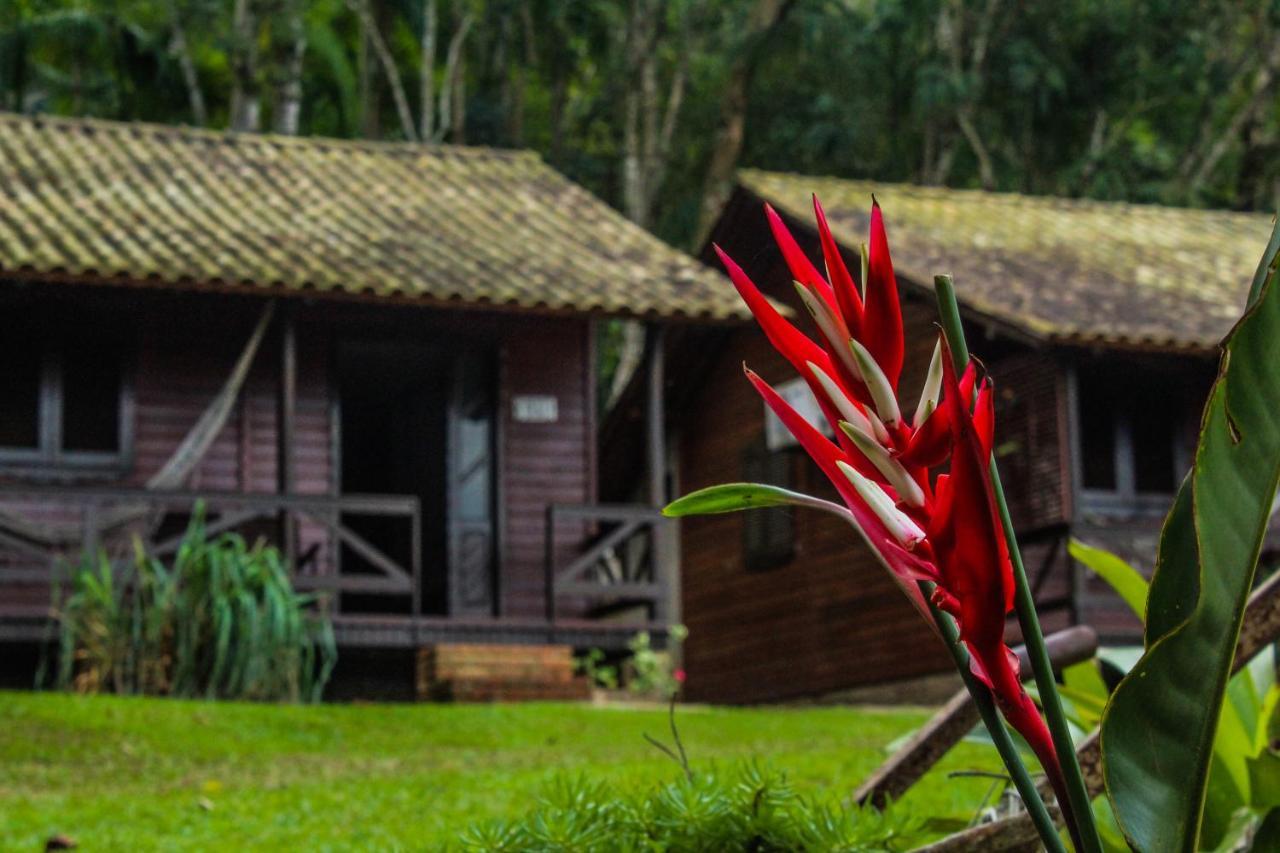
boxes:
[338,340,495,617]
[446,352,497,616]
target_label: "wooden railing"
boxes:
[0,484,422,617]
[543,502,671,627]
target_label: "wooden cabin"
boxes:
[634,170,1276,704]
[0,112,747,692]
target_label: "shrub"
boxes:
[456,764,926,852]
[576,625,689,697]
[45,507,335,702]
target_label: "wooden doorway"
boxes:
[337,341,496,616]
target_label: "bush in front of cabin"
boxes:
[576,625,688,699]
[45,505,335,702]
[457,763,927,852]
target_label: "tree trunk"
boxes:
[357,14,379,136]
[1184,32,1280,200]
[229,0,261,131]
[605,321,647,411]
[621,0,653,227]
[956,106,995,190]
[450,48,467,143]
[929,0,1004,189]
[166,1,207,126]
[622,0,691,230]
[435,11,474,143]
[419,0,437,142]
[507,0,536,146]
[549,72,568,162]
[271,3,307,135]
[348,0,418,141]
[693,0,795,248]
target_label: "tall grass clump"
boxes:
[46,506,336,702]
[457,764,928,851]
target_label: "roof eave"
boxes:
[0,267,755,326]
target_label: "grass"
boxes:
[0,691,1001,850]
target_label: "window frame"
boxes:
[741,437,797,572]
[0,342,135,475]
[1068,365,1191,516]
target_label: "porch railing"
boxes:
[0,484,422,618]
[543,502,671,627]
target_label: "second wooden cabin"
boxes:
[621,170,1279,704]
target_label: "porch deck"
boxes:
[0,483,673,653]
[0,610,665,651]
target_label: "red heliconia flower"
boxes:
[714,198,1069,819]
[928,344,1072,829]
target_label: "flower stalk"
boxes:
[934,274,1103,853]
[921,580,1067,853]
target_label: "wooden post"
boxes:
[645,324,666,508]
[81,501,99,557]
[278,306,297,568]
[645,324,680,633]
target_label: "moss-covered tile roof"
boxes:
[0,112,745,320]
[740,169,1275,350]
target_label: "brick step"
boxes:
[424,663,577,683]
[416,642,587,702]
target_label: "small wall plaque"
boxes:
[513,394,559,423]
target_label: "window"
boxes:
[1078,378,1116,491]
[1075,365,1195,509]
[0,338,41,449]
[742,439,795,571]
[0,333,130,470]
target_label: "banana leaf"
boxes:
[1101,223,1280,851]
[1069,538,1148,623]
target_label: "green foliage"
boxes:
[10,1,1280,252]
[47,507,335,702]
[574,647,619,690]
[1068,538,1148,622]
[626,626,687,698]
[576,626,689,696]
[664,482,850,518]
[456,763,928,852]
[1062,539,1280,850]
[0,692,996,849]
[1101,224,1280,851]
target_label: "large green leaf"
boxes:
[1069,538,1149,622]
[1101,231,1280,852]
[662,482,850,518]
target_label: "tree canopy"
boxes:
[4,0,1279,248]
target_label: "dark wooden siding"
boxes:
[984,351,1075,632]
[500,317,592,618]
[0,287,595,625]
[130,310,333,575]
[990,352,1071,533]
[0,297,337,616]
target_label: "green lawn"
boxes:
[0,692,1000,850]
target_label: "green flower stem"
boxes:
[934,274,1102,853]
[920,581,1067,853]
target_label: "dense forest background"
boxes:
[5,0,1280,249]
